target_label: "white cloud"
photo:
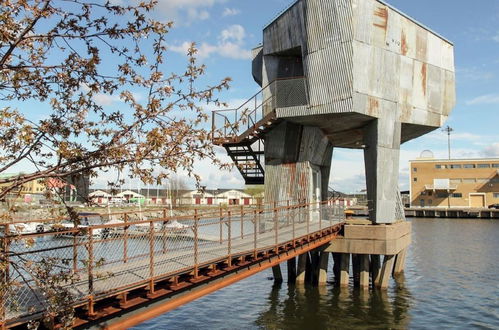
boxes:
[155,0,226,25]
[220,25,246,43]
[482,143,499,157]
[493,32,499,42]
[222,8,241,17]
[466,94,499,105]
[169,25,252,60]
[457,67,494,81]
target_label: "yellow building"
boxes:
[410,158,499,208]
[0,173,46,196]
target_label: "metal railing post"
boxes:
[194,210,199,278]
[219,206,223,244]
[306,199,310,238]
[1,225,10,328]
[274,201,278,254]
[123,212,128,263]
[227,210,232,267]
[240,205,244,239]
[319,201,323,230]
[286,200,290,226]
[253,210,257,259]
[87,228,95,318]
[292,205,296,248]
[148,221,155,293]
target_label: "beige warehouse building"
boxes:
[410,158,499,208]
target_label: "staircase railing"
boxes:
[211,77,308,142]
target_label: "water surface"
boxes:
[134,218,499,329]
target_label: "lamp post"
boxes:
[442,126,453,160]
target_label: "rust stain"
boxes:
[421,63,427,96]
[368,97,379,115]
[373,7,388,31]
[401,30,408,56]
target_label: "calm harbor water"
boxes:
[134,218,499,329]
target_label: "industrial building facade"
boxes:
[410,158,499,208]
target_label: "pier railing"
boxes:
[0,200,344,325]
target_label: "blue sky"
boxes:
[150,0,498,193]
[151,0,499,192]
[6,0,499,193]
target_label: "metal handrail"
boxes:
[211,76,307,142]
[1,200,344,325]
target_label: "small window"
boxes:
[492,164,499,168]
[413,167,418,172]
[429,199,433,205]
[413,178,418,182]
[421,191,427,196]
[477,164,490,168]
[450,164,462,169]
[435,165,442,169]
[463,164,475,169]
[428,191,433,196]
[451,193,463,198]
[494,193,499,198]
[437,192,448,198]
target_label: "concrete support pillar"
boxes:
[359,254,370,290]
[318,251,329,285]
[339,253,350,287]
[310,250,320,284]
[264,123,333,205]
[352,254,360,287]
[287,257,296,283]
[296,253,309,284]
[377,255,395,289]
[363,115,401,224]
[393,248,407,276]
[332,253,341,284]
[371,254,381,287]
[272,265,283,284]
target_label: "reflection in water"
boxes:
[135,219,499,330]
[255,280,412,329]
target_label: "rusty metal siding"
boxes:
[264,162,311,203]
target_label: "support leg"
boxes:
[393,248,407,276]
[272,265,283,284]
[371,254,381,288]
[287,257,297,283]
[377,255,395,289]
[359,254,370,290]
[310,250,320,284]
[363,116,401,224]
[339,253,350,287]
[352,254,360,287]
[318,251,329,285]
[296,253,308,284]
[332,253,341,285]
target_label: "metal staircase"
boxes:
[211,77,307,185]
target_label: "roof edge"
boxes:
[262,0,454,45]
